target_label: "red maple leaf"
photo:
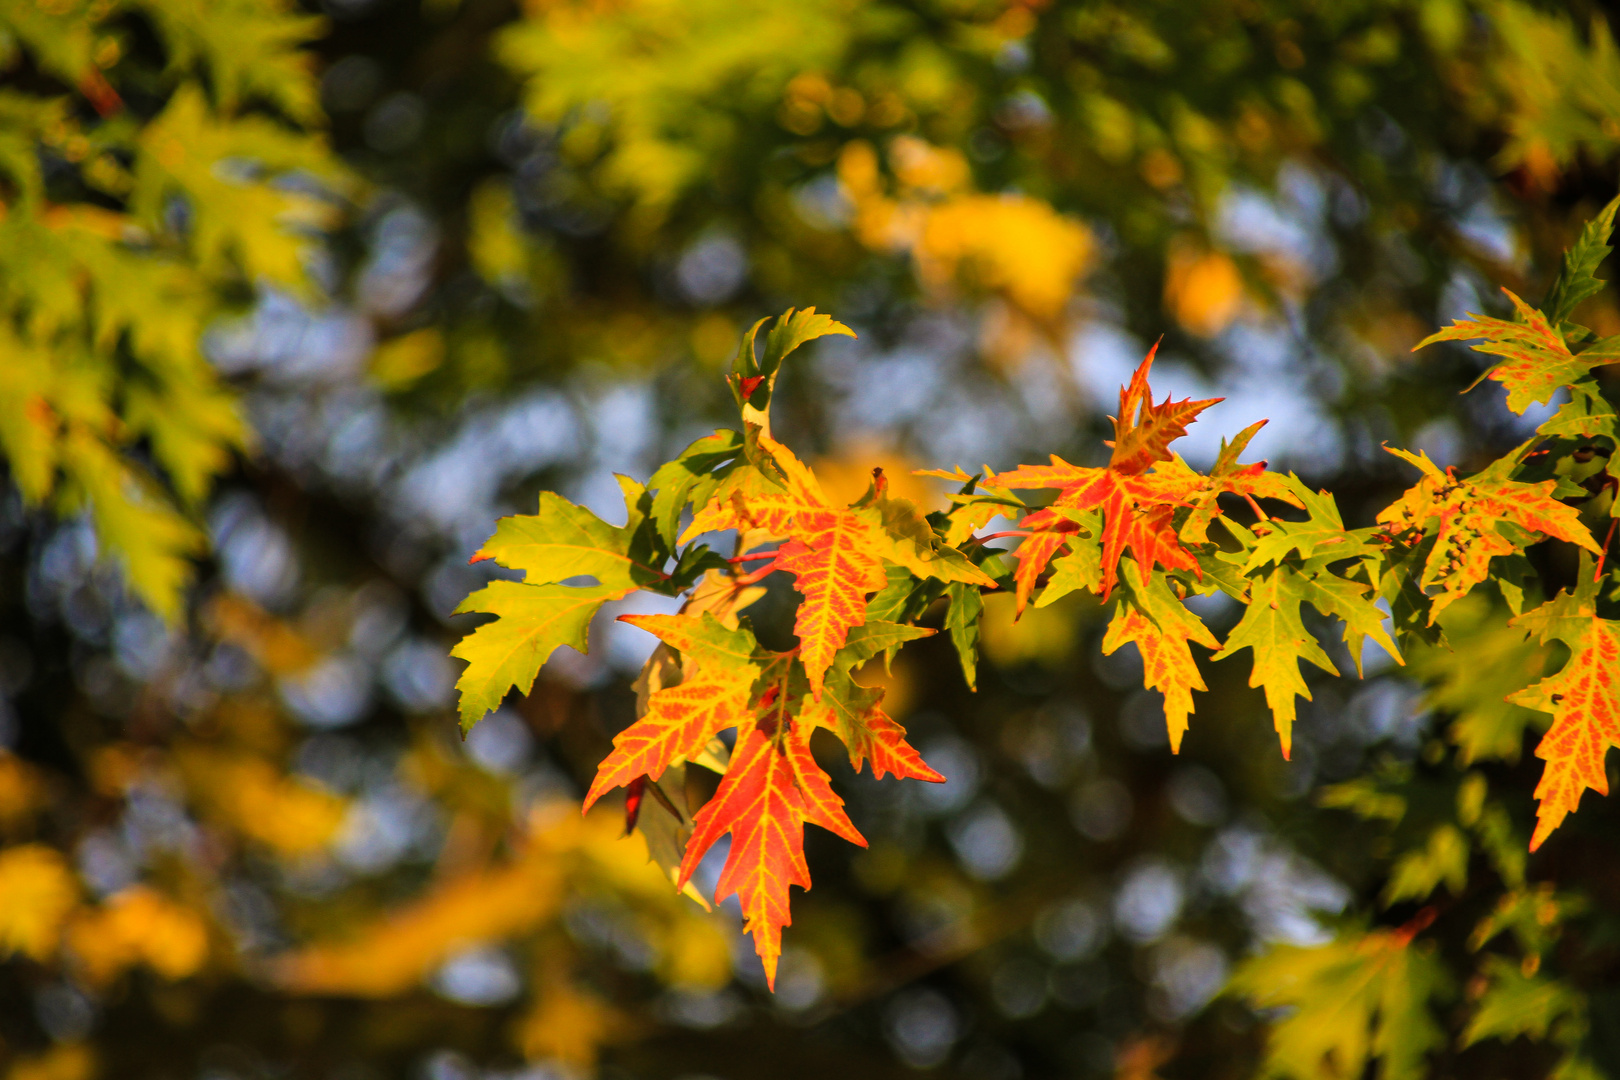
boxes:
[677,700,866,989]
[994,346,1219,606]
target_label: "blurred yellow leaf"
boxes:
[0,844,79,961]
[1165,242,1245,337]
[67,886,209,983]
[6,1044,95,1080]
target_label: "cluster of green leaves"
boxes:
[0,0,342,617]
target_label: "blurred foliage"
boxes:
[6,0,1620,1079]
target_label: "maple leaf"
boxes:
[1176,420,1303,544]
[775,512,891,698]
[1378,446,1600,623]
[1211,560,1339,759]
[686,431,981,697]
[453,482,668,729]
[1102,565,1220,752]
[582,613,761,813]
[805,665,943,782]
[994,346,1218,607]
[1417,287,1620,414]
[1229,921,1450,1080]
[469,476,669,590]
[1508,574,1620,851]
[677,678,866,989]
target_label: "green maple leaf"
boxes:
[472,476,670,591]
[451,582,628,732]
[1543,192,1620,330]
[944,581,983,690]
[1293,562,1403,677]
[1230,925,1451,1080]
[648,429,744,548]
[1212,563,1338,758]
[1243,478,1380,573]
[1462,955,1585,1050]
[1412,597,1550,765]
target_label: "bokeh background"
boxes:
[3,1,1620,1077]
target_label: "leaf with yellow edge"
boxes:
[1102,565,1220,753]
[1379,446,1599,623]
[678,700,866,990]
[1508,571,1620,851]
[583,613,761,812]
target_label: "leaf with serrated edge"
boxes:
[1211,565,1338,758]
[582,613,761,812]
[945,581,984,689]
[648,429,744,549]
[1543,193,1620,327]
[1229,925,1449,1080]
[804,667,943,782]
[451,581,629,730]
[470,481,666,590]
[1418,288,1613,413]
[678,710,865,989]
[1379,446,1599,623]
[1509,575,1620,850]
[1103,567,1219,752]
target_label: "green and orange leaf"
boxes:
[1379,447,1599,622]
[1509,577,1620,851]
[1417,288,1620,413]
[582,613,761,812]
[1103,567,1220,752]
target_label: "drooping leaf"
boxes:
[1102,566,1220,752]
[1507,573,1620,850]
[1211,562,1339,758]
[945,580,984,690]
[677,704,865,989]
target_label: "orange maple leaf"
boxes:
[803,669,944,782]
[685,432,893,696]
[993,346,1219,608]
[582,613,760,813]
[1510,583,1620,850]
[677,693,866,988]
